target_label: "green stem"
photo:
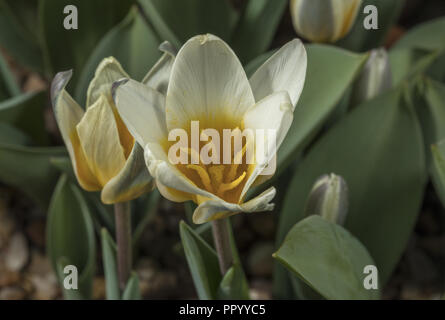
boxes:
[114,202,132,291]
[211,219,233,275]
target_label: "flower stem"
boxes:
[114,202,132,291]
[212,219,233,275]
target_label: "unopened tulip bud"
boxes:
[290,0,362,43]
[304,173,348,225]
[351,48,392,106]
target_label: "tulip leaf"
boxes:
[39,0,133,85]
[278,45,368,173]
[0,123,30,146]
[0,51,20,97]
[50,156,76,181]
[0,91,49,145]
[394,17,445,51]
[274,215,380,300]
[0,143,66,209]
[230,0,287,64]
[139,0,238,48]
[122,273,141,300]
[0,0,44,73]
[47,175,96,300]
[216,264,250,300]
[75,8,162,104]
[101,228,120,300]
[338,0,405,51]
[276,87,426,287]
[432,142,445,208]
[179,220,221,300]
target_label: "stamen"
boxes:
[208,165,225,190]
[218,171,247,195]
[187,164,214,193]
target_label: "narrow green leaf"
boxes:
[75,8,162,103]
[338,0,405,51]
[0,51,20,96]
[122,273,141,300]
[216,264,250,300]
[394,17,445,51]
[0,91,49,145]
[276,88,426,286]
[139,0,238,47]
[0,144,66,208]
[179,220,221,300]
[47,175,96,299]
[230,0,287,63]
[39,0,133,84]
[274,216,380,300]
[101,228,120,300]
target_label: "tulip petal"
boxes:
[101,142,155,204]
[166,34,255,130]
[51,70,101,191]
[243,91,294,187]
[249,38,307,107]
[142,41,177,95]
[86,57,130,107]
[76,94,126,187]
[144,142,218,202]
[192,187,276,224]
[114,79,168,148]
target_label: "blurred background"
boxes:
[0,0,445,300]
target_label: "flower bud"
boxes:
[304,173,348,225]
[351,48,392,106]
[290,0,362,43]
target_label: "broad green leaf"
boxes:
[394,17,445,51]
[179,221,221,300]
[278,45,368,173]
[122,273,141,300]
[101,228,120,300]
[0,143,66,208]
[338,0,405,52]
[50,156,76,181]
[0,50,20,97]
[274,216,380,300]
[230,0,287,63]
[216,264,250,300]
[0,123,30,145]
[0,91,49,145]
[47,175,96,299]
[276,88,426,286]
[75,8,162,104]
[39,0,133,84]
[0,0,44,72]
[139,0,238,48]
[389,48,440,86]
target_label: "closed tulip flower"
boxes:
[51,46,174,204]
[290,0,362,43]
[113,34,307,224]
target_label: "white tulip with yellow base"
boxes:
[114,34,307,225]
[290,0,362,43]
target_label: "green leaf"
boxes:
[277,45,368,173]
[122,273,141,300]
[0,143,66,208]
[0,0,44,72]
[139,0,238,48]
[39,0,133,83]
[0,123,30,145]
[47,175,96,299]
[101,228,120,300]
[274,215,380,300]
[179,220,221,300]
[75,8,162,104]
[230,0,287,63]
[0,50,20,97]
[338,0,405,52]
[276,88,426,286]
[50,156,76,181]
[0,91,49,145]
[394,17,445,51]
[216,264,250,300]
